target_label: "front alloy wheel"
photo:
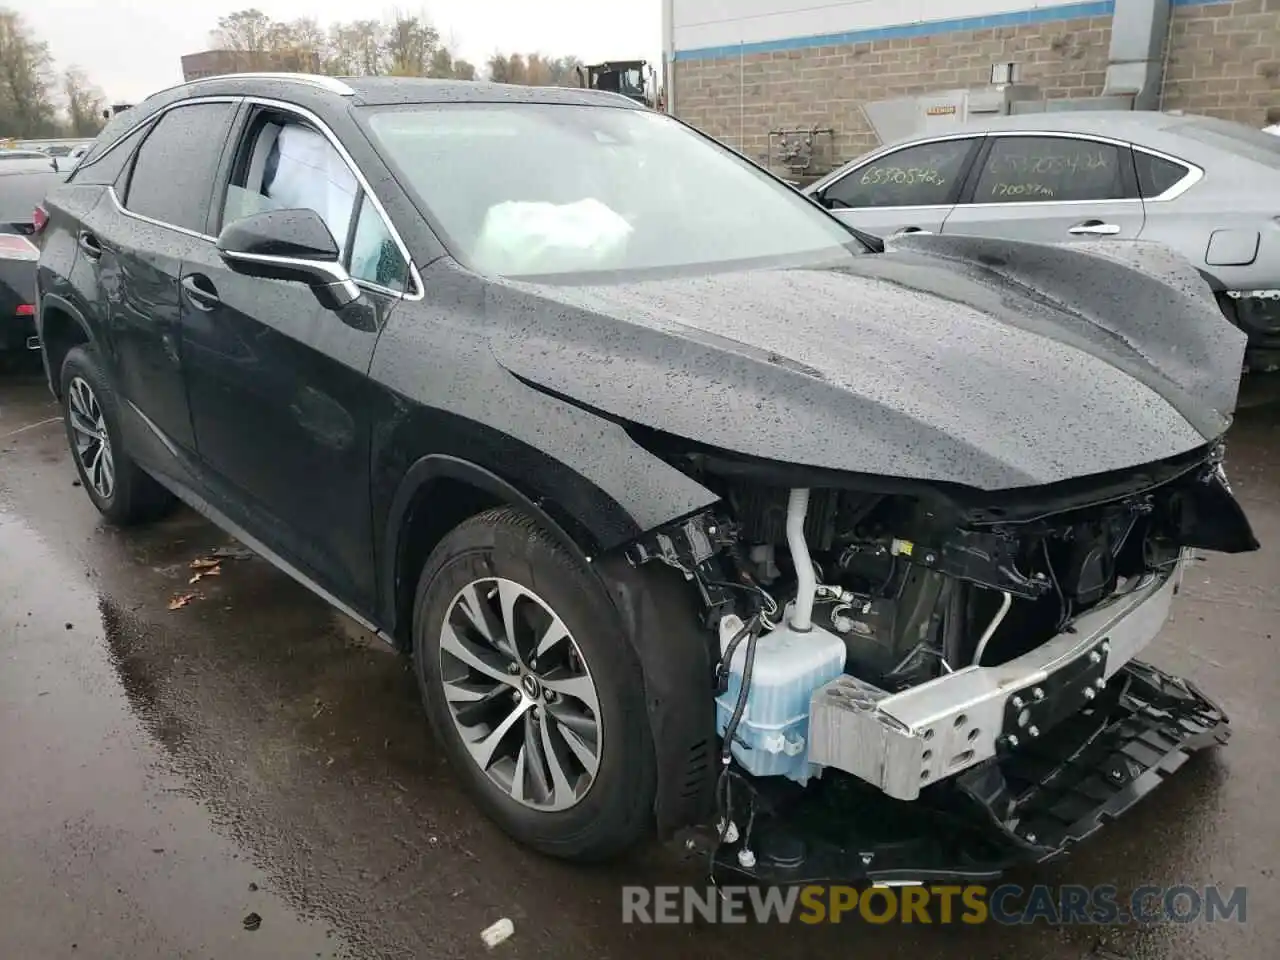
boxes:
[439,577,602,811]
[66,376,115,500]
[412,507,656,861]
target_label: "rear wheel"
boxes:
[412,507,656,861]
[60,345,174,525]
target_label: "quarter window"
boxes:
[824,139,975,209]
[973,136,1126,204]
[71,119,155,187]
[349,194,409,290]
[122,102,236,232]
[1134,151,1189,198]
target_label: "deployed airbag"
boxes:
[472,198,632,275]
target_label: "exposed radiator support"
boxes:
[1102,0,1171,111]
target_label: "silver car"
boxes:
[805,111,1280,371]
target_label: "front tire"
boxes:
[60,345,174,525]
[412,507,656,861]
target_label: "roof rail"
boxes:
[168,72,356,96]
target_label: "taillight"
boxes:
[16,304,34,317]
[32,205,48,235]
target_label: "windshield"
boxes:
[363,102,862,279]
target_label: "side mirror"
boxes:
[216,208,360,311]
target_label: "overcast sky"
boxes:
[13,0,662,103]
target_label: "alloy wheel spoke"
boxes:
[462,697,532,771]
[68,410,98,440]
[548,711,599,778]
[495,579,523,662]
[440,622,519,688]
[457,583,501,644]
[534,616,570,659]
[538,711,576,807]
[541,671,599,715]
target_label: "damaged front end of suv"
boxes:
[623,438,1252,883]
[501,233,1260,884]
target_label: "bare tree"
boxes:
[486,52,582,87]
[383,10,439,77]
[200,9,528,82]
[63,67,105,136]
[328,20,384,76]
[211,8,273,52]
[0,10,57,137]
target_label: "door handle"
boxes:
[78,231,102,260]
[1068,220,1121,236]
[891,227,933,237]
[181,274,221,310]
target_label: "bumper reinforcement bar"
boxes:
[700,659,1228,885]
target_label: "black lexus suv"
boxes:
[34,73,1256,881]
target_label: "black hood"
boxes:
[488,235,1245,491]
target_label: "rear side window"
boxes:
[1134,151,1189,198]
[68,120,155,186]
[123,102,236,233]
[825,139,976,209]
[973,136,1126,203]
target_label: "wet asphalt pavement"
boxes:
[1,364,1278,960]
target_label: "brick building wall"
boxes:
[672,0,1280,171]
[1163,0,1280,123]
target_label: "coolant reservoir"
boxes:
[715,610,847,784]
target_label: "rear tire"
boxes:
[60,345,175,525]
[412,507,656,861]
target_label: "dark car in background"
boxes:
[0,168,66,354]
[32,73,1257,882]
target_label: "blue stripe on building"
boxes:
[672,0,1232,62]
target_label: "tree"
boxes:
[486,52,582,87]
[63,67,105,137]
[329,19,384,76]
[0,10,57,137]
[200,9,568,83]
[210,8,274,52]
[382,10,439,77]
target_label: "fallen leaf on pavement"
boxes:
[188,564,222,584]
[168,594,197,610]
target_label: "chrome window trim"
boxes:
[98,93,423,302]
[824,128,1203,213]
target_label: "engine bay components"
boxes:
[623,447,1254,879]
